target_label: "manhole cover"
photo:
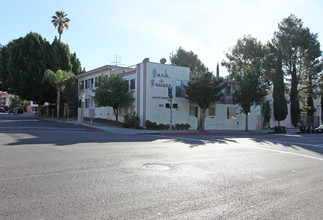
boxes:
[142,163,171,171]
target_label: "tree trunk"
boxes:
[63,103,67,118]
[57,91,60,119]
[38,104,43,117]
[245,113,249,132]
[200,108,206,132]
[114,108,118,124]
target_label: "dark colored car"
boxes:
[8,107,24,115]
[0,106,9,112]
[0,107,5,113]
[315,125,323,133]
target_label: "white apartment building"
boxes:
[76,59,261,130]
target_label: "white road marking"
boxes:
[267,139,323,148]
[156,135,323,162]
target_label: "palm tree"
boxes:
[51,11,70,41]
[43,69,74,119]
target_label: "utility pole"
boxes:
[168,87,173,131]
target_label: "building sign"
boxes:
[151,68,172,88]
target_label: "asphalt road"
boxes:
[0,113,322,219]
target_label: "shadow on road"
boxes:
[1,114,322,156]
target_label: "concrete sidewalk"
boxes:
[31,115,296,136]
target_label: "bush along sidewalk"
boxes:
[145,120,190,130]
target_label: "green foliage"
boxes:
[51,37,72,71]
[43,69,74,92]
[233,67,266,131]
[273,14,322,112]
[0,32,83,113]
[184,72,226,131]
[290,64,300,127]
[52,11,70,41]
[222,35,265,81]
[174,123,191,130]
[185,72,226,110]
[43,69,74,118]
[144,120,189,130]
[170,47,208,75]
[93,74,134,123]
[273,49,288,123]
[263,100,271,127]
[3,32,56,104]
[123,112,140,128]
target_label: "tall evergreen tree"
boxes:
[233,67,266,131]
[273,49,288,125]
[170,47,208,75]
[222,35,264,82]
[290,64,300,127]
[184,72,226,131]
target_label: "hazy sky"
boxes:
[1,0,322,75]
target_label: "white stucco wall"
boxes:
[205,104,260,130]
[143,62,191,127]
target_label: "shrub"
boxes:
[145,120,170,130]
[123,112,140,128]
[174,123,191,130]
[145,120,155,129]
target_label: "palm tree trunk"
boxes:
[57,91,60,119]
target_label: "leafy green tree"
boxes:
[2,32,56,105]
[272,14,322,113]
[273,49,288,125]
[43,69,74,119]
[93,74,134,124]
[233,67,266,131]
[51,37,72,71]
[222,35,266,82]
[184,72,226,131]
[70,52,82,75]
[0,32,82,116]
[0,44,9,91]
[290,64,300,127]
[170,47,208,75]
[51,11,70,41]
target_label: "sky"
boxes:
[1,0,322,75]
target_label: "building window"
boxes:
[189,106,198,117]
[130,79,135,90]
[91,78,94,88]
[176,80,188,97]
[79,81,84,90]
[227,107,236,119]
[209,107,215,116]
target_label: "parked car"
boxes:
[8,107,23,115]
[0,107,5,113]
[314,125,323,133]
[0,106,9,112]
